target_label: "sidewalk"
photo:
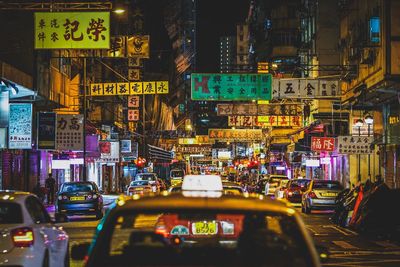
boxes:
[45,194,120,215]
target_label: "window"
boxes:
[369,17,380,43]
[0,202,23,223]
[25,196,50,224]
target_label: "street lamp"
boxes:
[365,114,373,179]
[355,118,363,181]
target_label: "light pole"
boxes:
[355,118,363,182]
[365,114,374,179]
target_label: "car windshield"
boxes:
[93,210,313,267]
[60,183,94,193]
[0,202,23,224]
[289,180,310,188]
[313,181,343,190]
[135,174,156,181]
[130,181,150,187]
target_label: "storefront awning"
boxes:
[0,77,37,100]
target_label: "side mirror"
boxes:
[316,245,329,263]
[71,242,91,260]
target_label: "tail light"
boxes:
[288,191,293,197]
[11,227,34,247]
[309,191,317,199]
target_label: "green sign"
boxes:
[191,73,272,101]
[34,12,110,49]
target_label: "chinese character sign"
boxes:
[56,114,84,151]
[128,96,140,108]
[311,137,335,152]
[257,116,303,127]
[228,116,259,127]
[337,136,374,154]
[90,81,168,96]
[37,112,57,150]
[128,110,139,121]
[9,104,32,149]
[127,35,150,58]
[217,103,302,116]
[191,74,272,101]
[273,79,340,99]
[34,12,110,49]
[208,129,263,141]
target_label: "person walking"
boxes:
[45,174,56,205]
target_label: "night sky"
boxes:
[196,0,250,73]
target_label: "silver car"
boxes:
[302,180,344,214]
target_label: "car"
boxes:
[55,181,104,220]
[170,169,185,187]
[0,191,69,267]
[274,179,290,199]
[134,172,158,182]
[302,180,344,214]
[264,175,289,196]
[71,193,322,267]
[169,181,244,195]
[126,180,164,196]
[284,179,311,204]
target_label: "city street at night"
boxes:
[1,0,400,266]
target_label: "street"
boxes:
[61,208,400,267]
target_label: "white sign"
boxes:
[337,136,374,154]
[306,159,320,167]
[218,151,231,160]
[274,79,339,99]
[320,157,331,164]
[9,104,32,149]
[100,141,119,162]
[351,117,373,136]
[56,114,84,151]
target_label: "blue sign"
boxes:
[8,103,32,149]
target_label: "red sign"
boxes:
[311,137,335,151]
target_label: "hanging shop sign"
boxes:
[176,146,212,154]
[127,96,140,108]
[191,73,272,101]
[217,103,302,116]
[351,117,373,136]
[128,109,139,121]
[208,129,263,141]
[56,114,83,151]
[127,35,150,58]
[273,79,339,99]
[9,103,32,149]
[37,112,57,150]
[337,136,374,154]
[120,140,132,153]
[34,12,110,49]
[228,116,259,127]
[305,159,320,167]
[128,69,141,81]
[100,141,120,162]
[257,116,302,127]
[90,81,169,96]
[311,137,335,152]
[178,135,214,145]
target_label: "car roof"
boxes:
[0,190,33,204]
[116,194,294,215]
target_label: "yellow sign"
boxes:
[127,35,150,58]
[90,81,169,96]
[34,12,110,49]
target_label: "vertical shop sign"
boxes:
[9,103,32,149]
[311,137,335,151]
[127,96,140,108]
[56,114,84,151]
[37,112,57,149]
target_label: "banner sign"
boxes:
[311,137,335,151]
[208,129,263,141]
[56,114,83,151]
[273,79,340,99]
[337,136,374,154]
[217,103,302,116]
[191,73,272,101]
[121,140,132,153]
[178,135,214,145]
[90,81,169,96]
[9,104,32,149]
[34,12,110,49]
[128,109,139,121]
[37,112,56,149]
[127,96,140,108]
[257,116,303,127]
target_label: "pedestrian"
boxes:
[120,177,127,193]
[45,173,56,205]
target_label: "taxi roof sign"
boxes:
[182,175,223,192]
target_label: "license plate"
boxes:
[70,196,85,201]
[192,221,218,235]
[322,192,337,197]
[134,187,144,191]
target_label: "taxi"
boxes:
[71,175,323,267]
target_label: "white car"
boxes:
[274,179,290,199]
[0,191,69,267]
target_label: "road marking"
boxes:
[323,258,400,266]
[323,225,352,236]
[332,240,357,249]
[375,241,400,249]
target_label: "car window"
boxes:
[312,181,343,190]
[25,196,50,224]
[130,181,150,187]
[95,210,313,267]
[0,202,23,224]
[290,180,310,188]
[60,183,94,193]
[135,174,156,181]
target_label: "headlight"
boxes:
[58,196,63,200]
[92,194,98,199]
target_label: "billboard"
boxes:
[56,114,84,151]
[37,112,56,150]
[34,12,110,49]
[9,104,32,149]
[191,73,272,101]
